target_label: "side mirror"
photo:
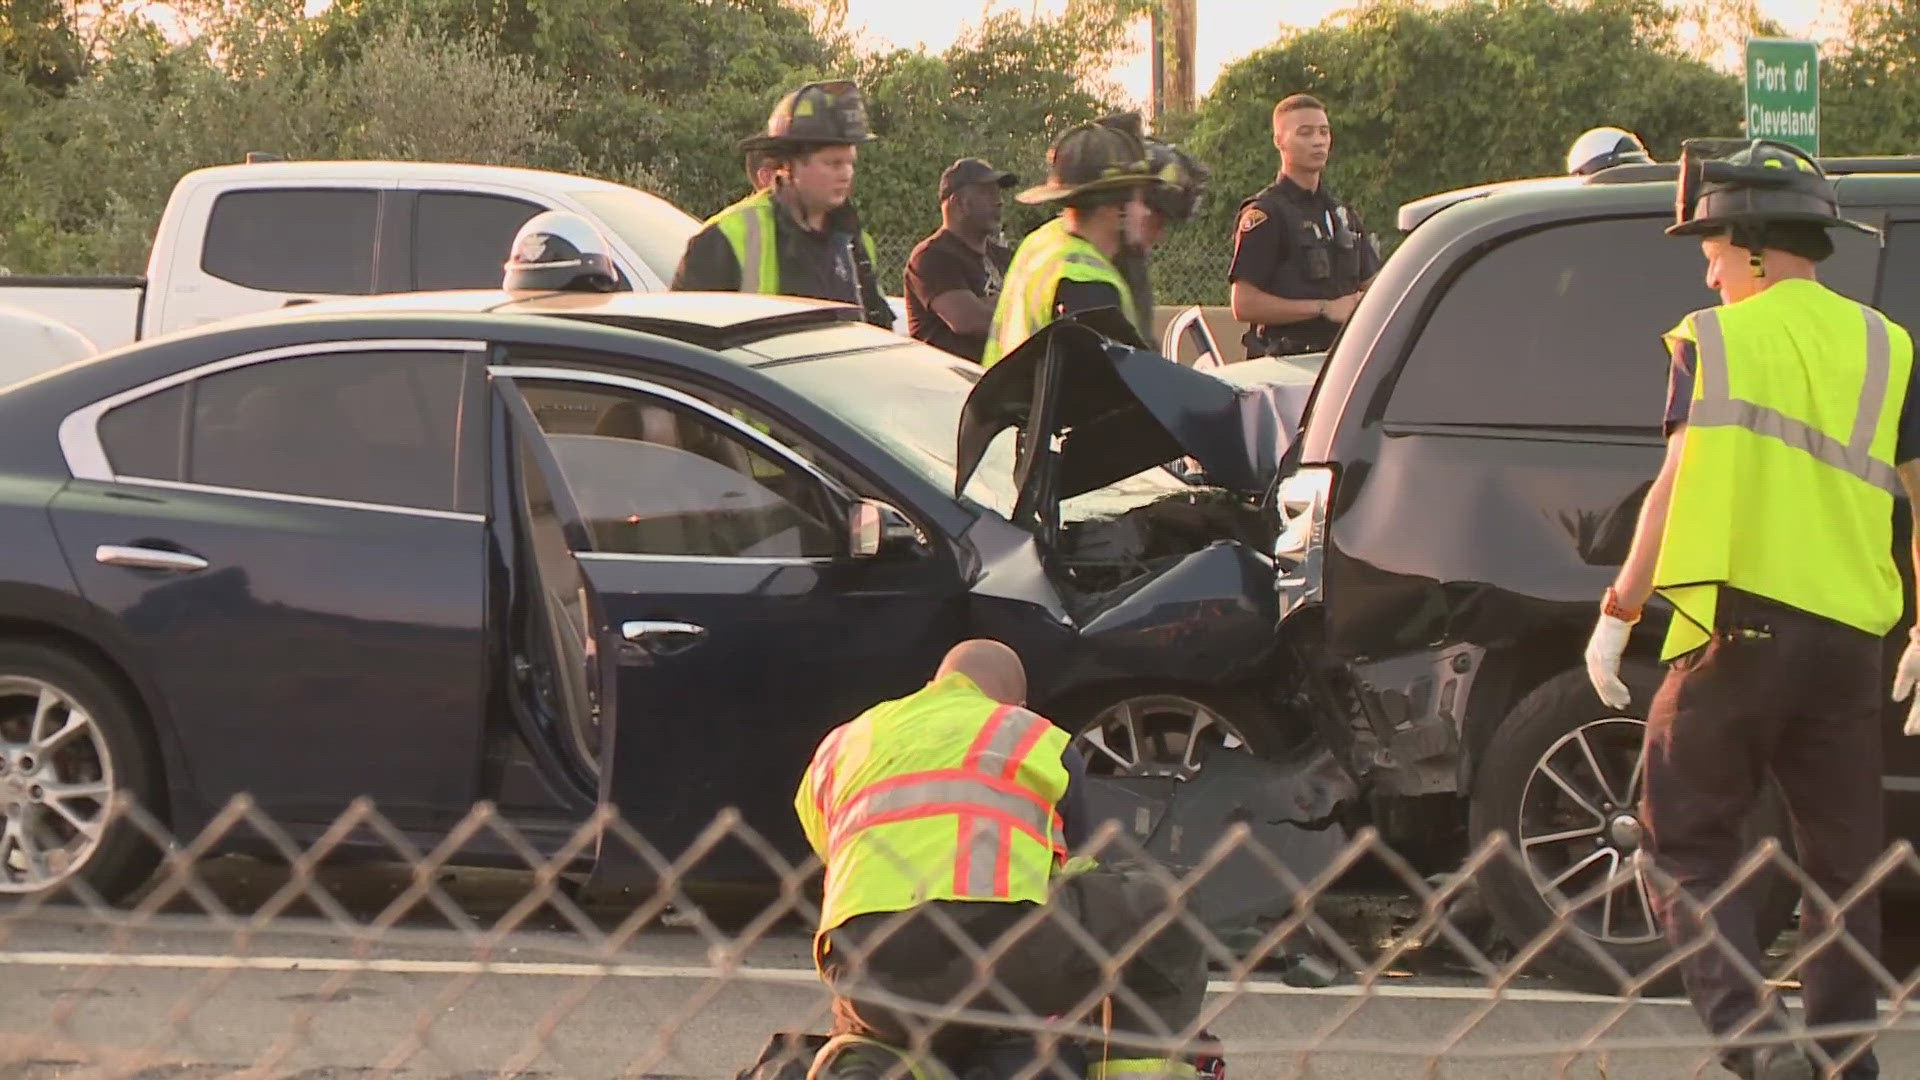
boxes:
[846,498,921,558]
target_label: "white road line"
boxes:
[0,949,1685,1004]
[11,949,1920,1021]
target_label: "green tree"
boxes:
[0,0,84,92]
[0,8,569,274]
[1823,0,1920,155]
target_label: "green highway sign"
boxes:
[1745,37,1819,155]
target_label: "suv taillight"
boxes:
[1273,466,1333,607]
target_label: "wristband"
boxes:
[1602,586,1642,623]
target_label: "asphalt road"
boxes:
[3,858,1917,1079]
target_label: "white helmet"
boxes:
[1566,127,1653,176]
[503,210,619,292]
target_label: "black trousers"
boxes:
[1642,590,1885,1078]
[818,866,1210,1069]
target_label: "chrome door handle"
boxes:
[620,620,707,657]
[95,545,208,573]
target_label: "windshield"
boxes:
[571,188,703,288]
[761,338,1189,519]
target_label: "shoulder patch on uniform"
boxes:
[1239,207,1268,232]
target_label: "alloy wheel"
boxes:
[1515,716,1659,946]
[1073,694,1248,781]
[0,676,115,893]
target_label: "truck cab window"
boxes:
[201,189,379,295]
[413,193,544,290]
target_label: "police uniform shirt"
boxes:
[672,195,864,306]
[1228,175,1381,351]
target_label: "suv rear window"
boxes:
[1384,217,1718,430]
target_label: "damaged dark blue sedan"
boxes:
[0,292,1321,902]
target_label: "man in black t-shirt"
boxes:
[903,158,1017,362]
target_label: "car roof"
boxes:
[179,159,648,194]
[1398,156,1920,233]
[268,290,872,353]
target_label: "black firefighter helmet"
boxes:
[1669,138,1876,255]
[736,80,878,154]
[1096,111,1211,221]
[503,211,619,293]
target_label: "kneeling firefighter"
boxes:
[795,639,1220,1079]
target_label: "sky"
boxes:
[842,0,1842,108]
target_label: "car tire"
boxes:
[0,642,164,904]
[1468,662,1796,995]
[1053,685,1270,780]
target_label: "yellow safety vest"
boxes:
[710,191,879,296]
[1654,278,1914,660]
[982,217,1140,368]
[795,673,1071,935]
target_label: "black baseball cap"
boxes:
[939,158,1017,202]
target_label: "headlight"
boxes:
[1272,466,1333,568]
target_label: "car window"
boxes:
[1384,218,1721,429]
[201,189,380,294]
[413,192,545,290]
[1877,223,1920,337]
[98,384,188,481]
[100,351,469,511]
[517,380,839,559]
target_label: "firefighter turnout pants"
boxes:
[1642,589,1885,1079]
[818,864,1209,1073]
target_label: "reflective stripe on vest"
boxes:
[713,192,878,302]
[1653,281,1914,659]
[714,197,780,294]
[983,218,1140,367]
[1089,1059,1199,1078]
[825,706,1066,898]
[797,677,1073,932]
[1689,307,1901,496]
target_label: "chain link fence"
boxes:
[870,231,1234,309]
[4,794,1918,1078]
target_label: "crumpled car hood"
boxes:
[955,312,1275,501]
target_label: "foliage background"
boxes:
[2,0,1918,303]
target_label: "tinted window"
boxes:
[1384,218,1718,429]
[187,351,467,510]
[1878,223,1920,337]
[202,189,379,294]
[413,192,544,290]
[99,384,188,481]
[519,380,838,558]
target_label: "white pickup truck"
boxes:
[0,159,715,381]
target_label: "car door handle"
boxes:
[621,620,707,656]
[95,544,209,573]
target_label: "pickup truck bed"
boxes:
[0,276,145,351]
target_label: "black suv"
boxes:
[1256,153,1920,990]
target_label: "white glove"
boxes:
[1585,614,1635,710]
[1891,634,1920,735]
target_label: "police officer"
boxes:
[1097,112,1211,332]
[799,639,1214,1079]
[673,80,894,328]
[982,121,1160,367]
[1585,139,1920,1080]
[1228,93,1380,358]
